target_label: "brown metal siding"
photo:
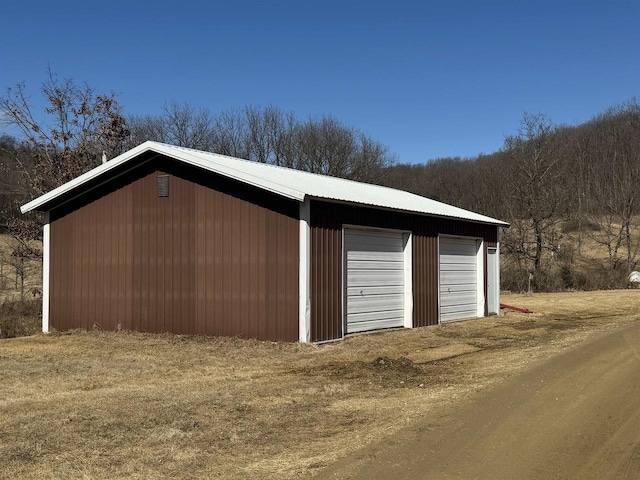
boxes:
[412,235,439,328]
[310,201,499,341]
[310,218,343,342]
[49,162,299,341]
[50,185,134,332]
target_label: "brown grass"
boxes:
[0,298,41,338]
[1,290,639,479]
[0,234,42,303]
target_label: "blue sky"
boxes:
[1,1,638,164]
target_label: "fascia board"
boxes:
[20,142,154,213]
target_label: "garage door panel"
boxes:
[440,237,478,249]
[440,271,476,284]
[347,285,404,296]
[440,284,476,293]
[345,244,403,255]
[440,263,477,273]
[440,237,479,322]
[345,229,405,334]
[348,250,404,261]
[441,311,476,322]
[440,256,477,265]
[346,311,405,333]
[347,270,404,286]
[348,260,404,271]
[347,294,405,313]
[440,247,477,256]
[345,234,404,249]
[440,303,476,318]
[440,291,476,305]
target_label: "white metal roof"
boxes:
[20,141,508,226]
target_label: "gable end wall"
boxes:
[48,161,299,341]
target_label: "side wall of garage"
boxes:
[309,201,498,342]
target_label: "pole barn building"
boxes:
[21,142,508,343]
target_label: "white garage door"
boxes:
[439,237,478,322]
[345,229,405,334]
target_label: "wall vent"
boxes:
[158,175,169,197]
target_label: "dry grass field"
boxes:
[1,290,639,479]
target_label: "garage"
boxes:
[439,236,480,322]
[22,141,507,342]
[344,229,407,334]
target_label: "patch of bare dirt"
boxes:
[300,355,451,389]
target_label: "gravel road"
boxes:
[321,321,640,479]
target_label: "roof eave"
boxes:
[20,141,155,214]
[304,195,509,227]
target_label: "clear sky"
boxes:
[1,0,638,164]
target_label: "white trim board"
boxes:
[42,211,50,333]
[298,199,311,342]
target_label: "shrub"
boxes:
[558,259,629,291]
[560,265,573,289]
[0,299,41,339]
[532,268,564,292]
[501,264,530,293]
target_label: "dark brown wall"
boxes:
[309,201,499,342]
[49,161,299,341]
[309,204,343,342]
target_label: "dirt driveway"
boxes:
[321,308,640,479]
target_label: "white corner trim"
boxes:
[403,232,413,328]
[496,241,501,312]
[42,212,50,333]
[298,199,311,342]
[477,239,485,317]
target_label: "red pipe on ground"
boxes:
[500,303,533,314]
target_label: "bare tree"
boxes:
[501,113,567,276]
[127,103,395,183]
[210,108,250,159]
[583,101,640,272]
[0,70,130,282]
[244,105,294,165]
[0,70,129,196]
[127,102,216,151]
[294,115,393,183]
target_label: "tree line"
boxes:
[383,102,640,291]
[1,73,638,294]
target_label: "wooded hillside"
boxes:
[384,102,640,291]
[1,74,638,293]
